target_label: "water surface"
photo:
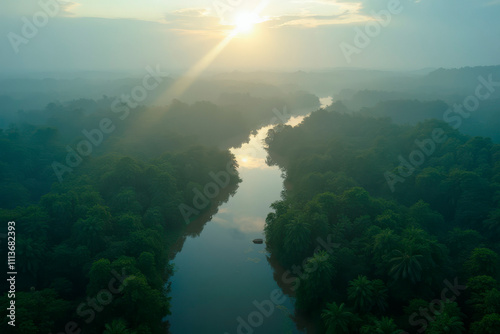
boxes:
[168,99,332,334]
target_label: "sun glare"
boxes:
[233,12,261,34]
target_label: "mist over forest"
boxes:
[1,1,500,334]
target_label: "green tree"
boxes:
[138,252,162,288]
[115,275,170,328]
[115,213,143,237]
[471,313,500,334]
[372,317,402,334]
[371,279,389,314]
[0,289,70,333]
[361,316,402,334]
[347,275,374,313]
[467,275,498,296]
[87,258,112,296]
[465,248,499,277]
[409,200,445,236]
[427,313,465,334]
[373,229,400,261]
[484,208,500,238]
[103,319,135,334]
[446,228,485,265]
[296,251,335,310]
[17,236,46,279]
[473,288,500,317]
[321,302,355,334]
[72,216,105,254]
[283,218,312,265]
[388,249,424,284]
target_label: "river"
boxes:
[167,97,333,334]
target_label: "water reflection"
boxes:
[168,181,239,259]
[231,114,307,170]
[265,253,320,334]
[167,98,333,334]
[212,214,266,233]
[168,119,304,333]
[319,96,333,109]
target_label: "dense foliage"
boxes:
[264,109,500,333]
[0,99,246,333]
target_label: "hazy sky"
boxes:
[1,0,499,73]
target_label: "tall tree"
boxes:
[347,275,375,313]
[296,251,335,310]
[103,319,135,334]
[388,249,424,284]
[321,302,355,334]
[465,248,499,277]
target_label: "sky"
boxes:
[1,0,499,73]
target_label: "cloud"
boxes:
[271,12,370,28]
[213,214,266,233]
[163,7,226,36]
[291,0,364,13]
[233,216,266,233]
[0,0,78,17]
[159,0,381,33]
[59,1,81,17]
[266,0,371,28]
[59,1,80,17]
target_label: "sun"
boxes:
[233,12,261,35]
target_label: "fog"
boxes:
[1,1,500,334]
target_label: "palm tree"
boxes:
[373,317,402,334]
[373,229,399,260]
[321,302,355,334]
[428,313,465,334]
[17,237,46,278]
[348,275,374,313]
[283,219,312,264]
[371,279,388,314]
[388,249,424,284]
[73,216,104,254]
[103,319,134,334]
[296,251,335,309]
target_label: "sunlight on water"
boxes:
[168,100,334,333]
[320,96,333,109]
[168,126,301,333]
[231,112,311,169]
[231,96,333,170]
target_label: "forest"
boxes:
[0,121,240,333]
[2,0,500,332]
[264,108,500,333]
[0,88,318,333]
[0,65,499,333]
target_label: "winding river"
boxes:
[168,98,332,334]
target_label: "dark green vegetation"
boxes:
[264,109,500,333]
[335,66,500,143]
[0,136,239,333]
[1,65,499,333]
[0,89,319,333]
